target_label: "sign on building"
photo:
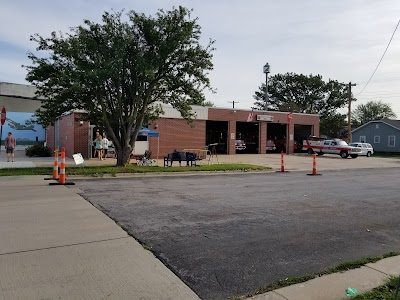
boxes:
[256,115,274,122]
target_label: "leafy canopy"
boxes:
[352,100,396,126]
[25,6,215,165]
[253,72,351,137]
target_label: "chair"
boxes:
[137,150,156,166]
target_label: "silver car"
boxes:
[349,142,374,157]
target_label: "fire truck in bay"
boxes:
[303,136,362,158]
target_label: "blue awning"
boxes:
[133,127,159,137]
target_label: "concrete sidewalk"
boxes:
[0,176,200,300]
[250,256,400,299]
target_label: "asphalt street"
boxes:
[76,169,400,300]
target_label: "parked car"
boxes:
[235,140,246,151]
[349,142,374,157]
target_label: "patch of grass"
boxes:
[0,163,270,177]
[373,152,400,158]
[350,276,398,300]
[0,167,53,176]
[235,252,400,299]
[142,244,153,251]
[251,275,316,296]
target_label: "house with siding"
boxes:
[351,119,400,152]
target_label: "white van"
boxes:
[349,142,374,157]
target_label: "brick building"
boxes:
[47,104,319,159]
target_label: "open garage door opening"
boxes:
[236,122,259,154]
[267,123,288,153]
[294,125,313,152]
[206,121,228,154]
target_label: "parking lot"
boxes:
[76,165,400,300]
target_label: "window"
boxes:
[374,136,380,143]
[360,136,366,143]
[388,136,396,147]
[376,124,380,129]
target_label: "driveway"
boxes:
[76,168,400,300]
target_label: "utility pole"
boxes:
[347,82,357,143]
[228,101,239,109]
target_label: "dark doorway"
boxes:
[294,125,313,152]
[206,121,228,154]
[267,123,288,153]
[236,122,259,154]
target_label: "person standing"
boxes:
[5,132,16,162]
[95,135,104,160]
[102,135,109,159]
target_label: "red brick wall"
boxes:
[259,122,267,154]
[228,121,236,154]
[149,119,206,157]
[73,113,90,158]
[58,114,75,158]
[46,125,55,151]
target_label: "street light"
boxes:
[263,63,270,111]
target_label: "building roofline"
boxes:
[351,120,400,133]
[208,107,320,117]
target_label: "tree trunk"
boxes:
[116,147,131,166]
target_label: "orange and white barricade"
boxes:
[49,147,75,185]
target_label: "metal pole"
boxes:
[228,101,239,109]
[265,73,269,111]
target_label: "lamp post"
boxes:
[263,63,270,111]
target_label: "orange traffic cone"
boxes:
[276,151,289,173]
[307,153,322,176]
[49,147,75,185]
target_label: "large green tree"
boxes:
[25,7,215,166]
[352,100,396,126]
[253,73,351,137]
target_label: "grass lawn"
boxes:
[350,276,399,299]
[373,152,400,159]
[0,163,270,176]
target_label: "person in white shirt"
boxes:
[103,135,109,159]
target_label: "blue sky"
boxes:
[1,0,400,115]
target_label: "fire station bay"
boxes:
[47,104,320,159]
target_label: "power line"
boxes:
[357,19,400,96]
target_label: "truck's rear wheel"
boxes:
[350,154,358,158]
[340,150,349,158]
[307,148,314,155]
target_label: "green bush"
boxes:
[25,144,52,157]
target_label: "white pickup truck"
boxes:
[303,137,362,158]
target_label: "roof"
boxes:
[351,119,400,133]
[0,82,40,99]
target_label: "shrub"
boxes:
[25,144,52,157]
